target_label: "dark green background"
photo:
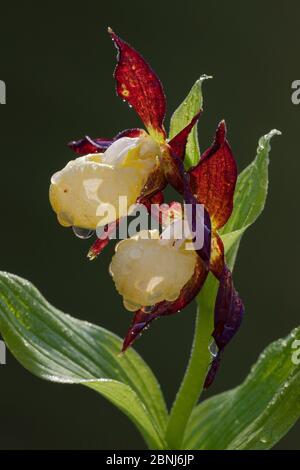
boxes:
[0,0,299,449]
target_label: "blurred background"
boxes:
[0,0,299,450]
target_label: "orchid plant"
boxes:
[0,29,299,450]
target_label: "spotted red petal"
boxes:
[168,111,202,161]
[109,28,166,142]
[122,257,208,351]
[68,128,146,156]
[189,120,237,230]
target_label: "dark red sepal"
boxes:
[108,28,166,142]
[68,136,113,155]
[138,191,165,213]
[122,258,208,351]
[68,128,146,156]
[183,187,211,268]
[204,352,221,389]
[212,266,245,351]
[204,261,245,388]
[87,221,119,260]
[168,111,201,161]
[189,120,237,230]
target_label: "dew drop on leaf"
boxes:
[260,437,268,444]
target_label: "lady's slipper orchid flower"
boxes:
[49,28,244,387]
[109,229,199,312]
[115,121,244,387]
[49,135,161,229]
[49,28,200,258]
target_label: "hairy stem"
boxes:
[165,277,216,449]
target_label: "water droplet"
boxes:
[142,305,155,313]
[209,340,219,358]
[72,226,94,239]
[260,437,268,444]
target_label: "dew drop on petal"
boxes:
[142,305,155,313]
[72,226,95,239]
[209,339,219,358]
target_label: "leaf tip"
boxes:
[258,129,281,152]
[199,74,213,83]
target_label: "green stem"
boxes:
[165,282,215,449]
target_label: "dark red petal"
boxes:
[161,144,185,193]
[68,136,113,155]
[204,234,245,388]
[115,128,147,139]
[160,113,201,192]
[189,120,237,230]
[203,352,221,389]
[122,258,208,351]
[139,165,167,201]
[108,28,166,142]
[168,111,202,161]
[212,266,245,351]
[68,128,146,156]
[161,147,212,267]
[138,191,165,214]
[183,186,212,268]
[209,233,225,279]
[87,220,119,260]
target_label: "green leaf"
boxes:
[198,129,281,312]
[169,75,212,167]
[189,129,293,450]
[221,129,281,269]
[183,326,300,449]
[0,272,168,450]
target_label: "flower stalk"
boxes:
[165,286,214,449]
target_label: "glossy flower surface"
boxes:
[50,135,161,229]
[110,229,198,311]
